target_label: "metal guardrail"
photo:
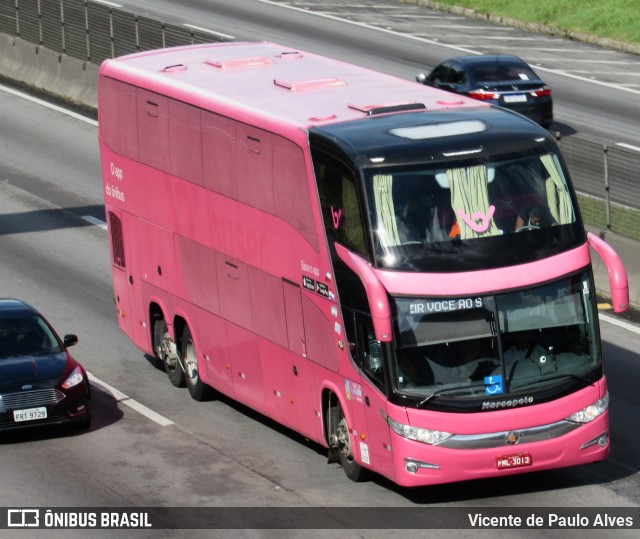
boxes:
[557,137,640,210]
[0,0,225,64]
[1,0,639,236]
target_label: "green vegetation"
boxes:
[425,0,640,45]
[577,194,640,242]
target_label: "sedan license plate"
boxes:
[13,407,47,422]
[496,452,532,470]
[504,94,527,103]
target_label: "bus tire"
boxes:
[154,317,185,387]
[181,325,212,401]
[334,403,369,482]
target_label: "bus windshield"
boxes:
[392,272,600,405]
[364,150,582,271]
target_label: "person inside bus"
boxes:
[515,203,557,230]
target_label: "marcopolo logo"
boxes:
[482,396,534,410]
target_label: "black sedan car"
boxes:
[417,54,553,127]
[0,299,91,431]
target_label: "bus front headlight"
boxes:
[566,392,609,423]
[387,416,453,445]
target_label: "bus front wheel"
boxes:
[332,403,368,482]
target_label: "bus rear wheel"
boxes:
[154,317,185,387]
[181,325,212,401]
[332,403,368,482]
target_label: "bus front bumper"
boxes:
[387,412,609,488]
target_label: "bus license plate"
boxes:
[496,452,532,470]
[13,407,47,422]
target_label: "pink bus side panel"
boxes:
[248,266,288,349]
[301,295,339,373]
[216,253,252,330]
[290,354,323,443]
[227,323,264,410]
[237,124,274,214]
[175,235,221,315]
[99,76,138,160]
[136,219,178,291]
[202,112,238,199]
[195,308,233,396]
[169,100,204,187]
[260,338,296,429]
[137,89,170,172]
[273,135,318,251]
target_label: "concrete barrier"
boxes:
[0,34,98,108]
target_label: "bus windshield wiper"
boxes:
[417,382,486,407]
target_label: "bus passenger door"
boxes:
[107,209,131,336]
[282,280,322,442]
[353,315,395,479]
[282,279,306,357]
[107,209,146,350]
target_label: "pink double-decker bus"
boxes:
[98,41,629,487]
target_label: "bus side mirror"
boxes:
[335,245,393,341]
[587,232,629,312]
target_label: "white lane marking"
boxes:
[254,0,640,97]
[0,83,98,125]
[183,24,235,40]
[255,0,479,55]
[93,0,122,7]
[89,372,175,426]
[82,216,108,230]
[616,143,640,152]
[599,313,640,335]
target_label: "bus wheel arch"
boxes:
[323,389,369,482]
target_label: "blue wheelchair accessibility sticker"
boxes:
[484,375,503,395]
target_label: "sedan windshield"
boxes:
[392,272,600,405]
[0,315,62,358]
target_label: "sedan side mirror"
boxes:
[64,334,79,348]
